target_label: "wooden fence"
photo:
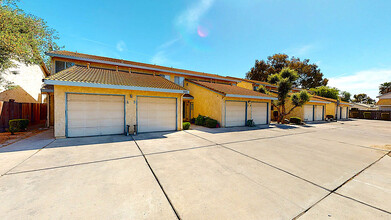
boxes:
[349,110,391,121]
[0,101,47,132]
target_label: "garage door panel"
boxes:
[304,105,313,121]
[252,102,268,125]
[226,101,246,127]
[315,105,323,121]
[137,97,176,133]
[67,94,124,137]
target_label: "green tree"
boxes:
[379,82,391,95]
[0,0,61,71]
[340,91,351,102]
[353,93,375,104]
[246,53,328,89]
[268,68,311,123]
[310,86,340,100]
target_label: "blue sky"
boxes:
[21,0,391,99]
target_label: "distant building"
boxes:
[0,86,38,103]
[0,61,49,103]
[376,92,391,110]
[349,102,378,110]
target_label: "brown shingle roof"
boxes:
[47,50,235,82]
[45,65,186,91]
[0,86,38,103]
[189,81,276,99]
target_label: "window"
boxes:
[174,76,184,87]
[55,61,74,73]
[160,74,171,80]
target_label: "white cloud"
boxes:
[285,44,316,57]
[116,40,127,52]
[151,51,180,67]
[176,0,215,32]
[157,37,181,50]
[328,69,391,99]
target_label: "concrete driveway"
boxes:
[0,120,390,219]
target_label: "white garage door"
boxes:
[341,107,348,119]
[67,94,124,137]
[304,105,314,121]
[252,102,268,125]
[226,101,246,127]
[137,97,176,133]
[314,105,324,121]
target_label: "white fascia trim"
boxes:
[309,100,331,104]
[46,53,239,83]
[225,94,278,100]
[44,79,189,94]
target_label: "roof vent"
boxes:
[87,63,90,69]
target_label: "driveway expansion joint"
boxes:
[294,150,391,219]
[131,135,181,220]
[0,138,56,177]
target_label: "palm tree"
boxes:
[379,82,391,95]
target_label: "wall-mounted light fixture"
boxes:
[129,94,133,98]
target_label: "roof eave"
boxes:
[309,100,331,104]
[44,79,189,94]
[225,94,277,100]
[46,52,238,83]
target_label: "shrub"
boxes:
[9,119,29,134]
[195,115,205,125]
[190,118,195,124]
[205,118,218,128]
[246,119,255,127]
[326,115,334,120]
[363,112,371,119]
[183,122,191,130]
[381,113,390,120]
[289,117,302,125]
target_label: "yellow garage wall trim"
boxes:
[45,79,188,94]
[46,53,238,83]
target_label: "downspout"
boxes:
[335,99,340,121]
[180,93,185,130]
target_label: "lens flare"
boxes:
[197,25,209,37]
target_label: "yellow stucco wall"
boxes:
[184,81,224,123]
[184,81,272,127]
[53,85,183,138]
[377,99,391,105]
[236,81,253,90]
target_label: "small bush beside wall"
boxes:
[381,113,390,120]
[9,119,29,134]
[326,115,334,120]
[289,117,302,125]
[363,112,371,119]
[183,122,191,130]
[195,114,219,128]
[205,118,218,128]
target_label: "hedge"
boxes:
[9,119,29,134]
[363,112,371,119]
[183,122,191,130]
[289,117,301,125]
[205,118,218,128]
[381,113,390,120]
